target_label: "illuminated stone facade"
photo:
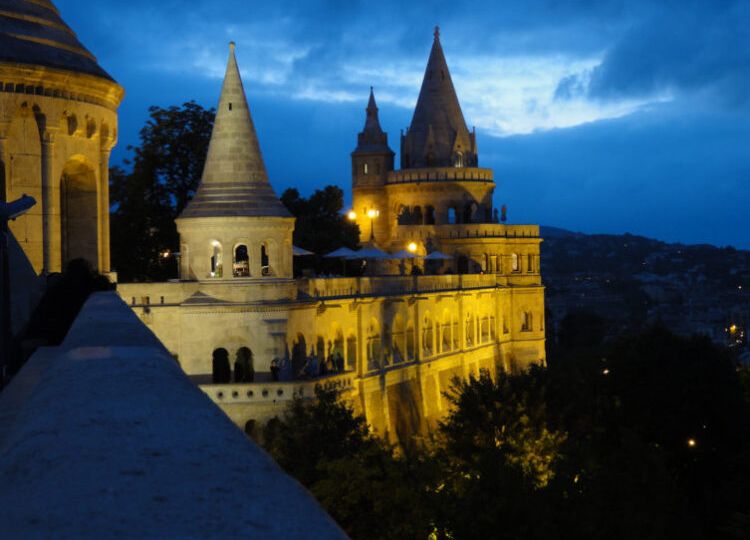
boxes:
[0,0,123,331]
[119,35,546,441]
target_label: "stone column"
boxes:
[99,147,112,273]
[40,130,60,273]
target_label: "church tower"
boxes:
[351,88,393,244]
[176,43,294,281]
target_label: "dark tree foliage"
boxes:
[110,101,214,281]
[262,386,435,540]
[281,186,360,257]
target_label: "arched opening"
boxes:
[367,319,381,370]
[463,202,473,224]
[331,326,345,372]
[60,159,98,269]
[261,242,271,276]
[210,241,223,277]
[397,205,411,225]
[233,244,249,277]
[454,152,464,167]
[422,314,434,357]
[392,315,405,363]
[346,334,357,371]
[291,334,307,378]
[234,347,254,382]
[425,206,436,225]
[212,348,230,383]
[447,207,457,225]
[413,206,423,225]
[466,312,475,347]
[406,321,416,360]
[481,316,490,342]
[511,253,520,272]
[522,312,533,332]
[441,310,452,353]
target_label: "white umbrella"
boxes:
[424,251,453,260]
[293,245,315,256]
[346,246,391,259]
[324,247,358,258]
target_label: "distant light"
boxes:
[161,250,171,259]
[408,242,418,253]
[687,438,697,448]
[729,324,738,334]
[602,368,610,375]
[367,209,379,219]
[347,211,357,221]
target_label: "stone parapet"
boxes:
[387,166,493,184]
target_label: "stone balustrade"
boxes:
[302,273,501,299]
[387,166,494,184]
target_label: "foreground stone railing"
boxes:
[0,292,345,539]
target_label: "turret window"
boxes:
[261,243,271,276]
[210,241,223,278]
[233,244,249,277]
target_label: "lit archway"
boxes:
[60,158,98,268]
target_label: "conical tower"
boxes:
[401,27,477,169]
[176,44,294,281]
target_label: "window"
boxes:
[511,253,519,272]
[210,242,223,278]
[454,152,464,167]
[233,244,249,277]
[228,103,233,111]
[447,207,457,225]
[363,162,369,175]
[425,206,436,225]
[522,312,533,332]
[527,254,534,273]
[261,243,270,276]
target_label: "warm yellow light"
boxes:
[687,438,697,448]
[347,211,357,221]
[729,324,738,334]
[602,368,610,376]
[161,250,171,259]
[408,242,418,253]
[367,208,379,219]
[211,240,220,247]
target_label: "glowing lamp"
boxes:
[687,438,697,448]
[367,209,379,219]
[408,242,418,253]
[347,211,357,221]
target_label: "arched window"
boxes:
[367,319,381,370]
[234,347,254,382]
[422,315,434,357]
[406,321,416,360]
[425,206,436,225]
[511,253,520,272]
[413,206,423,225]
[233,244,249,277]
[466,313,475,347]
[522,312,533,332]
[363,162,369,175]
[346,334,357,371]
[397,205,411,225]
[212,348,230,383]
[261,243,270,276]
[392,315,405,363]
[447,207,457,225]
[210,242,223,278]
[454,152,464,167]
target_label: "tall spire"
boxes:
[401,29,476,169]
[180,43,290,219]
[354,87,391,153]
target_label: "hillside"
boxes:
[540,228,749,349]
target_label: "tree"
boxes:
[281,186,360,256]
[110,102,214,281]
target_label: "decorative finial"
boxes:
[229,41,236,52]
[434,26,440,40]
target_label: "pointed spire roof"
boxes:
[354,87,393,154]
[401,27,476,169]
[180,43,291,219]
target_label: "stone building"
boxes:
[0,0,123,331]
[119,33,546,441]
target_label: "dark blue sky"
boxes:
[57,0,750,248]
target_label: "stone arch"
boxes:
[60,156,98,268]
[425,205,436,225]
[413,206,423,225]
[234,346,254,382]
[233,243,249,277]
[212,347,230,383]
[346,332,357,371]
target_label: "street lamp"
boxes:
[367,208,379,242]
[347,210,357,221]
[1,194,37,387]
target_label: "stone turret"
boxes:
[401,27,477,169]
[176,44,294,281]
[351,88,393,245]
